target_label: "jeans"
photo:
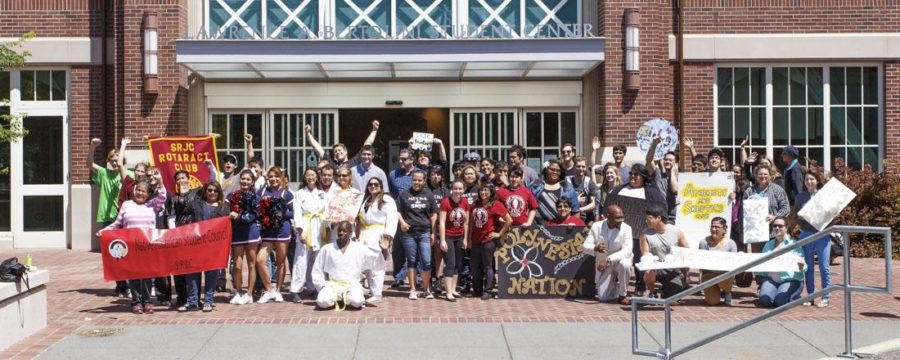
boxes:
[392,230,407,283]
[399,231,433,273]
[186,270,220,307]
[471,241,497,296]
[129,278,152,306]
[173,274,188,306]
[442,235,464,276]
[758,278,802,308]
[800,229,832,300]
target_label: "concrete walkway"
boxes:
[37,321,900,359]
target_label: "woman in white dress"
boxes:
[291,168,328,303]
[357,177,398,304]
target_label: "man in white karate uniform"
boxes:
[582,205,634,305]
[312,221,379,310]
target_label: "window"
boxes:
[270,112,337,183]
[715,65,881,171]
[452,110,516,164]
[524,110,577,167]
[211,113,263,167]
[20,70,66,101]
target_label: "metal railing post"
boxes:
[840,231,856,358]
[664,305,672,359]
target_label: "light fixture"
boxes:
[624,8,640,90]
[143,12,159,94]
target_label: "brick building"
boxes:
[0,0,896,249]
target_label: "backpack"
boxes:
[0,257,29,289]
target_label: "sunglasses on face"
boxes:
[772,224,786,228]
[206,188,217,193]
[367,183,381,188]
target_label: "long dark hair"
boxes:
[475,183,498,208]
[363,177,387,211]
[202,181,225,207]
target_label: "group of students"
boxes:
[91,120,834,313]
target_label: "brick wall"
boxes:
[885,62,900,162]
[0,0,106,37]
[682,0,900,34]
[599,1,674,149]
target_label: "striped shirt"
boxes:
[103,200,158,231]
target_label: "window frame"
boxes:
[713,62,884,172]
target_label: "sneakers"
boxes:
[273,291,284,303]
[229,293,242,305]
[723,292,733,306]
[817,298,830,308]
[241,293,253,305]
[802,300,815,306]
[178,305,198,312]
[144,303,154,314]
[132,304,143,314]
[202,304,213,312]
[291,292,302,303]
[480,293,492,300]
[366,295,383,305]
[424,291,435,300]
[257,291,277,304]
[409,291,418,300]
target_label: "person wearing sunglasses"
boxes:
[757,216,806,308]
[547,198,585,227]
[357,177,398,304]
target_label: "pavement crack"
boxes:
[500,323,515,359]
[640,322,663,348]
[190,324,224,359]
[777,321,829,356]
[351,324,362,360]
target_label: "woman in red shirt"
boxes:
[548,198,586,227]
[439,180,469,301]
[468,183,512,300]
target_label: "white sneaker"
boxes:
[230,293,242,305]
[257,291,277,304]
[241,293,253,305]
[274,291,284,303]
[366,295,383,305]
[409,291,418,300]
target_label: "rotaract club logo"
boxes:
[449,208,466,227]
[505,195,526,218]
[108,239,129,260]
[473,208,489,228]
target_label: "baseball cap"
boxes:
[224,154,238,164]
[464,152,481,162]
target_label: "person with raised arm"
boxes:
[305,120,380,168]
[88,137,132,298]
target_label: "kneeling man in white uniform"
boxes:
[312,221,379,310]
[582,205,633,305]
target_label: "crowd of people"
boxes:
[92,120,834,314]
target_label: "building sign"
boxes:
[199,0,594,40]
[497,225,595,299]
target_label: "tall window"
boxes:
[524,110,577,167]
[715,65,881,171]
[452,110,516,164]
[270,112,337,183]
[211,113,263,167]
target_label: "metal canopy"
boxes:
[176,38,604,80]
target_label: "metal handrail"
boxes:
[631,225,893,359]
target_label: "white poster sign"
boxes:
[635,247,803,273]
[636,118,678,159]
[742,197,770,244]
[798,178,857,231]
[675,172,734,249]
[410,132,434,151]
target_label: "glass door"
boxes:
[521,109,578,171]
[11,113,68,248]
[268,110,339,188]
[449,109,518,165]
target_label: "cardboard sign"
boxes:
[635,246,803,273]
[324,187,365,224]
[604,193,654,238]
[100,217,232,281]
[676,172,734,248]
[148,135,219,194]
[742,197,770,244]
[636,118,678,160]
[497,225,595,299]
[798,178,856,231]
[410,132,434,151]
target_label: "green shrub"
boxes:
[831,159,900,260]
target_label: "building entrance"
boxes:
[340,108,449,171]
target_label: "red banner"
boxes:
[100,217,232,281]
[148,135,219,193]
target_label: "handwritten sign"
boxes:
[635,247,802,273]
[798,178,856,231]
[148,135,219,193]
[636,118,678,159]
[605,193,653,238]
[410,132,434,151]
[742,198,770,244]
[676,172,734,248]
[324,187,365,224]
[497,225,595,299]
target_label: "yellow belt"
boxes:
[331,279,351,312]
[302,212,326,251]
